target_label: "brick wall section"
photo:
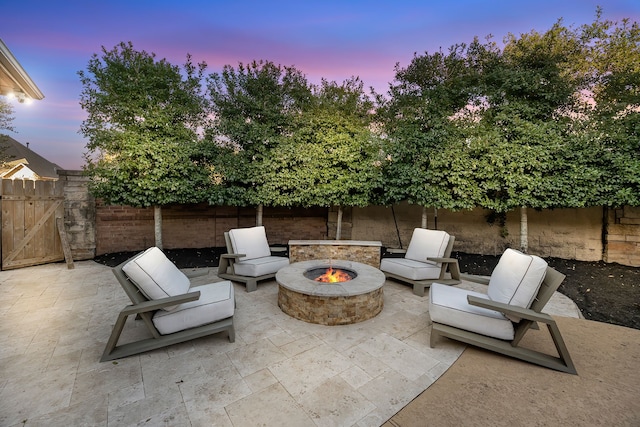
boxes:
[605,206,640,267]
[58,170,96,260]
[57,172,640,265]
[95,203,328,255]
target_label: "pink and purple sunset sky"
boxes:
[3,0,639,170]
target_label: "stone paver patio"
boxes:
[0,261,581,426]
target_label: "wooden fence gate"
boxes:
[1,179,65,270]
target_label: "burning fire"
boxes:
[314,267,352,283]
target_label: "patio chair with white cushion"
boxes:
[380,228,461,296]
[217,225,289,292]
[429,248,576,374]
[101,247,235,362]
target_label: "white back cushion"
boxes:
[487,248,547,311]
[405,229,450,263]
[122,247,190,311]
[228,226,271,261]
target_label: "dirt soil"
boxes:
[94,248,640,331]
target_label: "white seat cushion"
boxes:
[487,249,547,321]
[429,283,515,340]
[380,257,442,281]
[228,226,271,261]
[234,256,290,277]
[122,247,190,311]
[404,229,450,263]
[153,281,235,335]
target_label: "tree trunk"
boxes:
[154,205,163,249]
[336,206,343,240]
[520,206,528,253]
[256,204,263,226]
[421,206,427,228]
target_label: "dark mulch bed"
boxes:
[94,248,640,331]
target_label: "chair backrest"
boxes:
[530,266,566,313]
[121,247,190,311]
[488,248,547,307]
[113,258,149,306]
[404,228,450,263]
[487,248,547,322]
[228,226,271,261]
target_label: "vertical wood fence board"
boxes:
[25,180,36,260]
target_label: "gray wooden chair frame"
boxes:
[217,231,286,292]
[384,236,461,296]
[101,257,235,362]
[430,267,577,374]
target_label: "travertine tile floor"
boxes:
[0,261,581,427]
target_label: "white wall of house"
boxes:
[1,164,39,180]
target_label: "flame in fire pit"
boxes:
[314,267,353,283]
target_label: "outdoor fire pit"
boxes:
[303,265,358,282]
[276,259,385,325]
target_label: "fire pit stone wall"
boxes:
[276,259,385,325]
[288,240,382,268]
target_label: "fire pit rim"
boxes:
[303,264,358,282]
[276,259,385,297]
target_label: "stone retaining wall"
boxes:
[605,206,640,267]
[57,170,96,260]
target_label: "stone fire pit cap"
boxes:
[288,240,382,247]
[276,259,385,297]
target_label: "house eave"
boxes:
[0,38,44,101]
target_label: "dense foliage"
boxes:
[79,41,210,207]
[254,78,382,208]
[376,15,640,214]
[205,63,381,210]
[205,60,312,206]
[79,10,640,220]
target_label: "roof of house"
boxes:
[0,135,61,179]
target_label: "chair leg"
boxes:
[431,322,577,374]
[101,308,130,362]
[246,279,258,292]
[545,320,577,374]
[217,257,229,276]
[228,324,236,343]
[429,326,440,348]
[448,260,461,282]
[413,283,427,297]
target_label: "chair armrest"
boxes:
[386,248,407,254]
[467,295,553,323]
[122,291,201,316]
[221,253,246,260]
[183,268,209,278]
[460,273,490,285]
[427,257,456,263]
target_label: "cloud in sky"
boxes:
[2,0,639,169]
